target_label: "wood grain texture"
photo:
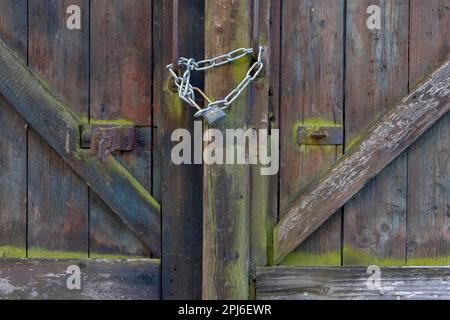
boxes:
[256,266,450,300]
[89,193,150,258]
[248,0,272,298]
[274,60,450,263]
[407,0,450,265]
[0,37,161,257]
[0,0,27,258]
[279,0,344,266]
[27,0,89,258]
[268,1,281,251]
[153,0,204,299]
[89,0,153,258]
[0,259,160,300]
[90,0,151,126]
[343,0,409,266]
[203,0,252,299]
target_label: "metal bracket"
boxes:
[80,124,135,162]
[297,125,343,145]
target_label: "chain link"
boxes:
[167,46,264,118]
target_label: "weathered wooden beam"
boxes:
[0,259,160,300]
[0,38,161,257]
[274,60,450,263]
[256,266,450,300]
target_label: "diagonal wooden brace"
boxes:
[274,60,450,264]
[0,38,161,257]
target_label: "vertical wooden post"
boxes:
[154,0,204,299]
[203,0,265,299]
[407,0,449,265]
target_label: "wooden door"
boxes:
[257,0,449,299]
[0,0,161,299]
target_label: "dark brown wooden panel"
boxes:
[0,259,160,300]
[0,0,27,258]
[153,0,203,299]
[27,0,89,257]
[257,266,450,300]
[0,37,162,257]
[407,0,450,265]
[343,0,409,266]
[279,0,344,266]
[89,0,153,258]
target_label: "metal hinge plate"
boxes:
[80,124,135,161]
[297,125,343,145]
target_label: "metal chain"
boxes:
[166,46,264,118]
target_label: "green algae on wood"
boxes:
[0,246,26,258]
[279,246,450,267]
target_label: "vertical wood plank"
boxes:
[407,0,449,266]
[89,0,153,257]
[279,0,344,266]
[266,0,282,267]
[203,0,252,299]
[27,0,89,257]
[249,0,272,298]
[0,0,27,257]
[90,0,151,126]
[153,0,204,299]
[343,0,409,266]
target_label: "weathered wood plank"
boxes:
[0,37,161,257]
[90,0,153,258]
[90,0,151,126]
[203,0,252,299]
[249,0,271,298]
[264,0,281,269]
[0,0,27,258]
[0,259,160,300]
[407,0,450,266]
[27,0,89,258]
[256,266,450,300]
[274,60,450,263]
[153,0,203,299]
[89,194,150,258]
[343,0,409,265]
[279,0,344,266]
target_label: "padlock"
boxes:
[201,105,226,125]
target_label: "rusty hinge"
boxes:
[80,124,135,161]
[297,125,343,145]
